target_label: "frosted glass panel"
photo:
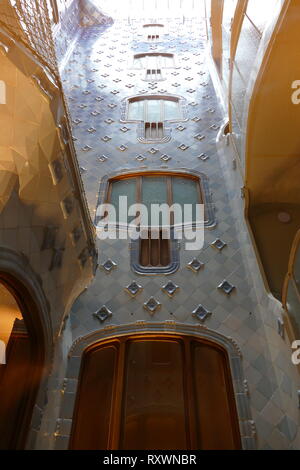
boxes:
[172,178,199,224]
[172,178,199,205]
[128,100,144,120]
[164,100,180,120]
[128,98,181,122]
[110,178,136,224]
[134,54,174,69]
[142,176,168,226]
[142,177,167,206]
[147,100,162,122]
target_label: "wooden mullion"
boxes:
[292,277,300,303]
[183,339,198,450]
[107,182,113,204]
[147,235,151,267]
[198,180,204,204]
[109,340,126,450]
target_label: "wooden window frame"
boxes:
[122,94,187,143]
[106,172,204,223]
[106,172,204,275]
[126,95,184,122]
[69,334,242,450]
[132,53,177,79]
[282,229,300,342]
[95,170,216,275]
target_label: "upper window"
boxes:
[133,52,175,69]
[107,173,203,226]
[122,94,187,143]
[143,23,164,42]
[70,335,241,450]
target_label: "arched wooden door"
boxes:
[70,335,241,450]
[0,276,45,449]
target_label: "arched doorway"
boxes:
[70,334,241,450]
[0,274,46,449]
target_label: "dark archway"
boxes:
[0,272,47,449]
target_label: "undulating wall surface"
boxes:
[221,0,238,87]
[53,0,81,65]
[53,0,113,67]
[230,0,284,167]
[33,12,300,450]
[224,0,300,301]
[0,31,96,339]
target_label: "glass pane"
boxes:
[287,280,300,337]
[164,99,181,120]
[172,177,200,225]
[70,346,117,450]
[120,340,187,450]
[164,55,174,67]
[146,99,162,122]
[133,57,143,69]
[192,343,240,450]
[142,176,168,226]
[128,100,144,120]
[110,178,136,224]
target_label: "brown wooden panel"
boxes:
[70,336,241,450]
[0,333,32,449]
[120,339,188,450]
[70,345,117,450]
[192,342,241,450]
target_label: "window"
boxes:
[106,173,204,225]
[96,171,215,274]
[122,94,187,143]
[143,23,164,42]
[132,53,176,81]
[133,52,175,69]
[127,95,182,122]
[70,335,241,450]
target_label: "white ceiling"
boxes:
[93,0,206,19]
